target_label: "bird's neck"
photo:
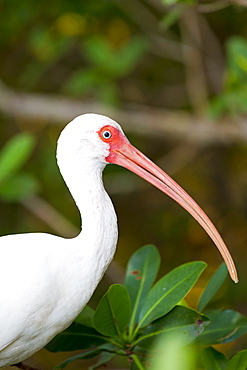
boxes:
[61,159,118,276]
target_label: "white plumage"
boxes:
[0,114,118,367]
[0,113,237,368]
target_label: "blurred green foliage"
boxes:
[0,133,38,201]
[210,37,247,118]
[63,36,147,103]
[0,1,148,105]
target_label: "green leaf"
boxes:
[75,305,95,327]
[89,351,117,370]
[0,173,39,201]
[63,69,99,96]
[226,350,247,370]
[84,36,147,78]
[137,261,207,329]
[198,263,228,312]
[162,0,178,4]
[45,322,107,352]
[195,309,247,345]
[202,347,228,370]
[54,344,121,370]
[226,36,247,84]
[160,8,184,30]
[0,133,35,183]
[114,37,147,77]
[124,245,160,328]
[136,306,209,350]
[54,349,104,369]
[93,284,131,337]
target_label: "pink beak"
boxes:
[109,140,238,283]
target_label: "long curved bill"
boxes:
[111,141,238,283]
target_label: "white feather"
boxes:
[0,114,119,367]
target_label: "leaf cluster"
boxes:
[46,245,247,369]
[64,36,147,104]
[210,37,247,118]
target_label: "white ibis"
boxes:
[0,113,238,368]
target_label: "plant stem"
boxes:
[131,354,145,370]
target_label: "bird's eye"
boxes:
[102,130,112,139]
[98,126,116,142]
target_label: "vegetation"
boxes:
[45,245,247,369]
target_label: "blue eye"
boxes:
[102,130,112,139]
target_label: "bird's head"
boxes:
[57,113,125,167]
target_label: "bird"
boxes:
[0,113,238,368]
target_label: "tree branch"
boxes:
[0,79,247,144]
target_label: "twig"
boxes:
[197,0,247,12]
[197,0,230,13]
[196,14,225,95]
[231,0,247,6]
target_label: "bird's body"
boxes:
[0,114,238,368]
[0,115,118,367]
